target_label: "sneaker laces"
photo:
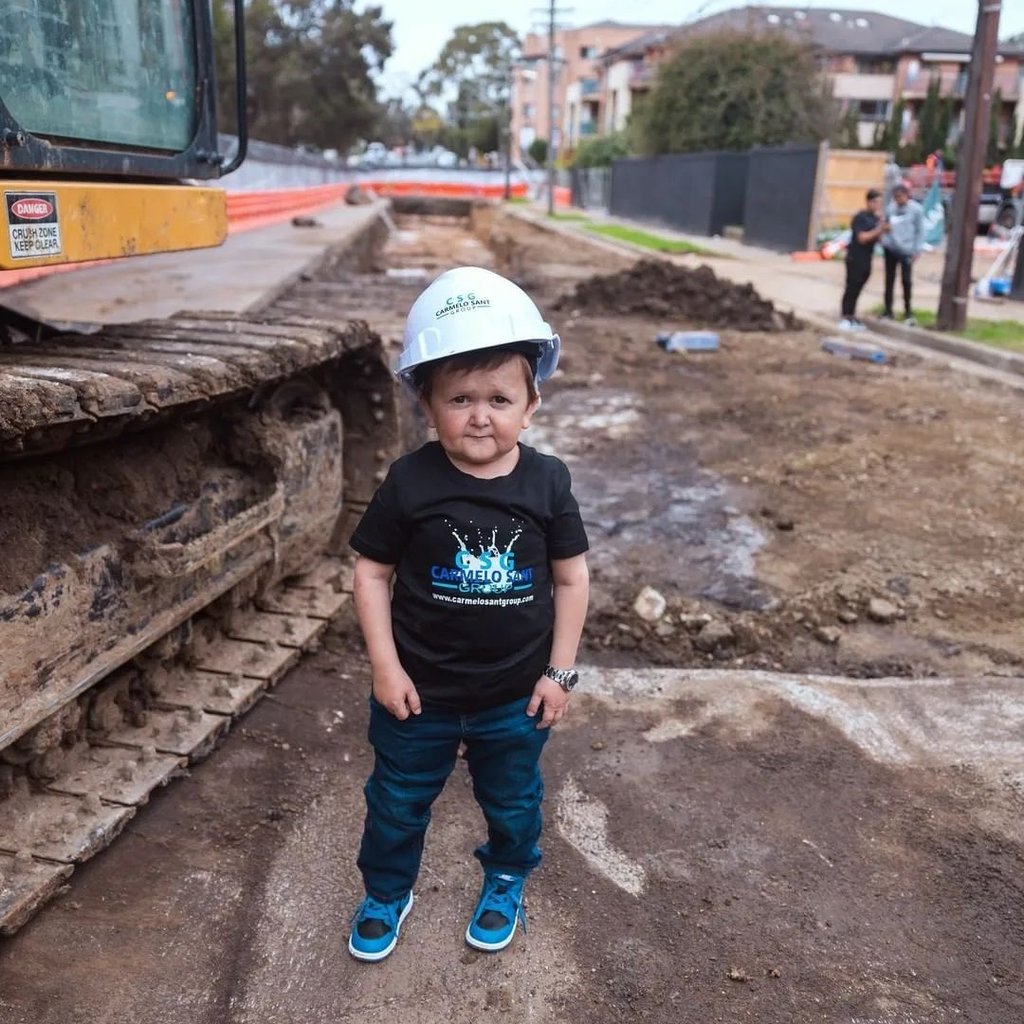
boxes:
[476,873,526,933]
[353,894,403,940]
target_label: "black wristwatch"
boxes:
[544,665,579,692]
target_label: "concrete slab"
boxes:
[1,200,388,325]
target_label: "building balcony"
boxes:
[901,72,966,99]
[629,65,655,89]
[830,71,895,102]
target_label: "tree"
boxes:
[1011,118,1024,159]
[834,104,861,150]
[986,87,1003,166]
[418,22,519,142]
[874,97,904,153]
[571,132,631,168]
[212,0,393,152]
[913,75,946,163]
[410,105,445,149]
[527,138,548,166]
[631,30,835,155]
[376,97,414,149]
[416,23,519,159]
[937,97,953,154]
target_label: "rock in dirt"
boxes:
[815,626,842,645]
[867,598,900,624]
[695,620,734,652]
[633,585,667,622]
[554,259,801,332]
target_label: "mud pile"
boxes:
[556,259,801,332]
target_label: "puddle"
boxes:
[531,388,774,611]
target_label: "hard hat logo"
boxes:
[435,292,490,319]
[396,266,561,390]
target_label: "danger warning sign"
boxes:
[5,191,62,259]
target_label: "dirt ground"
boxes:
[1,207,1023,1023]
[485,210,1024,683]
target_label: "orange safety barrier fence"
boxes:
[1,178,534,289]
[365,180,529,200]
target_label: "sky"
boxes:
[371,0,1024,99]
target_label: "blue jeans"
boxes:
[357,695,550,901]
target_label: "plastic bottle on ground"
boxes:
[655,330,720,353]
[821,337,888,364]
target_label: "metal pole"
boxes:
[504,67,513,200]
[936,0,1002,331]
[546,0,556,216]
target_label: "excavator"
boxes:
[0,0,402,932]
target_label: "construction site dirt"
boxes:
[1,204,1022,1024]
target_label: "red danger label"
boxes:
[10,198,53,220]
[5,191,61,259]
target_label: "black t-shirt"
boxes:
[349,441,589,711]
[846,210,879,266]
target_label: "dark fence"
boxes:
[602,143,824,252]
[570,167,612,210]
[609,151,746,236]
[741,145,822,252]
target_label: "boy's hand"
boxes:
[526,675,569,729]
[373,667,422,720]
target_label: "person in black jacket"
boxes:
[840,189,889,330]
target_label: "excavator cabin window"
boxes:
[0,0,196,151]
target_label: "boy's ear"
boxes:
[522,393,540,429]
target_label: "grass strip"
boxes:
[584,223,717,256]
[872,306,1024,351]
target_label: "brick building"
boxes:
[509,21,662,162]
[513,7,1024,162]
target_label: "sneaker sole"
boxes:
[348,891,414,962]
[465,913,519,952]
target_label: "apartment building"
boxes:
[524,7,1024,160]
[509,20,660,162]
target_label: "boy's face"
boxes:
[420,356,539,477]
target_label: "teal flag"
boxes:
[921,176,945,249]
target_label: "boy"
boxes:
[840,188,889,331]
[346,266,590,962]
[880,183,925,325]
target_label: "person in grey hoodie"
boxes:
[881,184,925,324]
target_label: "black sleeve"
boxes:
[851,212,873,237]
[349,465,407,564]
[548,460,590,560]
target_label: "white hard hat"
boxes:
[396,266,560,389]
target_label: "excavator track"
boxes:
[0,202,465,935]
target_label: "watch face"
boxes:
[563,669,579,690]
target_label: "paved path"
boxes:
[548,206,1024,327]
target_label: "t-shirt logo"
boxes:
[431,522,534,596]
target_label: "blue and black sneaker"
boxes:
[348,891,413,962]
[465,872,525,952]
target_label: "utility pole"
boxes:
[503,66,512,201]
[936,0,1002,331]
[546,0,556,216]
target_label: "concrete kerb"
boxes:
[509,206,1024,386]
[864,314,1024,379]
